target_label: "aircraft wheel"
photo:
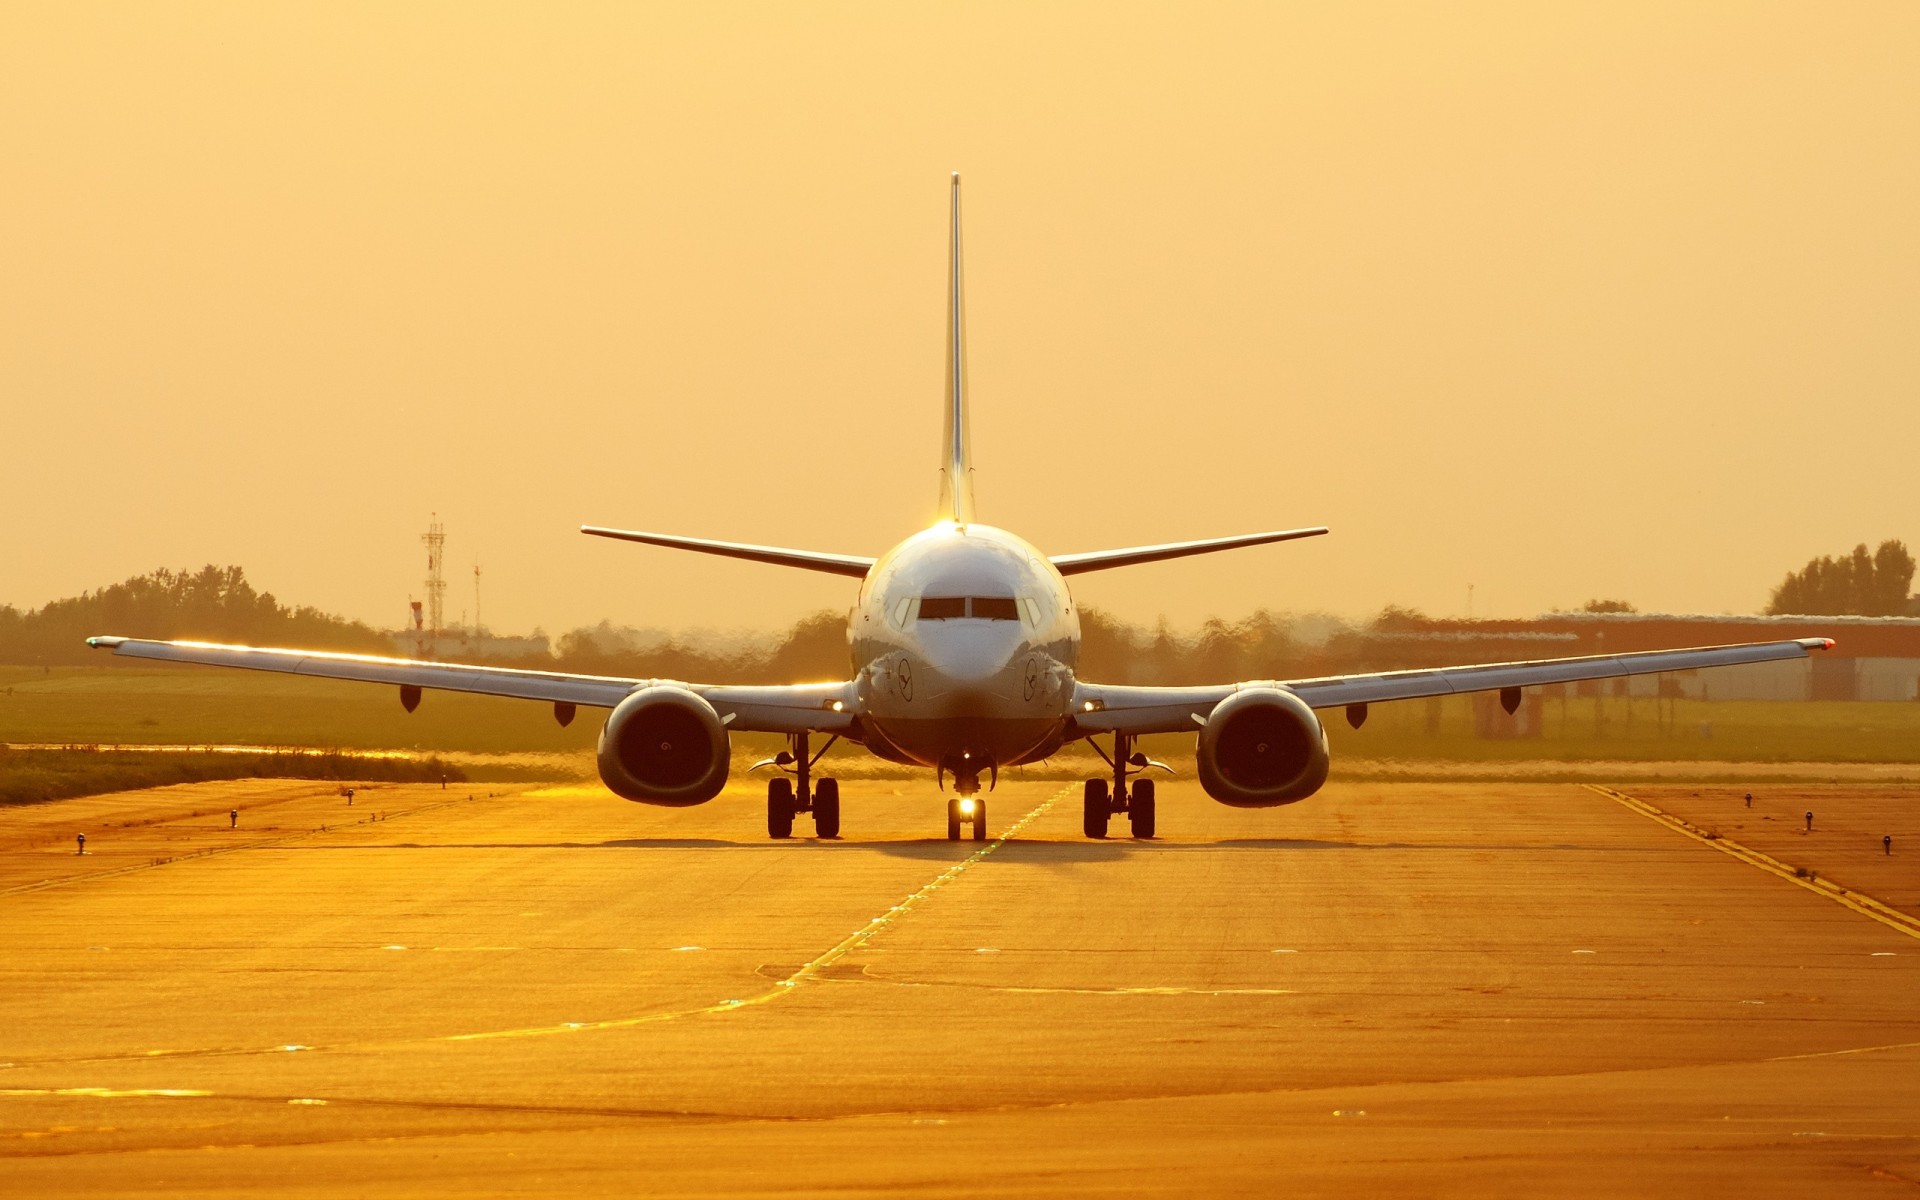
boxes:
[971,799,987,841]
[767,777,795,839]
[1128,779,1156,839]
[813,778,841,838]
[946,799,962,841]
[1083,779,1110,839]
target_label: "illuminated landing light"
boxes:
[959,798,977,815]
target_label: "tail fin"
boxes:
[938,172,975,524]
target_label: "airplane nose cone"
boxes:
[919,626,1020,692]
[929,638,1011,684]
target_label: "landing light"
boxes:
[959,798,977,814]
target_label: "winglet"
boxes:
[938,172,975,525]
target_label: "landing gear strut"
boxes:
[1083,732,1157,839]
[765,730,840,840]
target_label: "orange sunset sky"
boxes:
[3,2,1916,636]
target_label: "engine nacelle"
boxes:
[596,686,730,806]
[1196,687,1330,807]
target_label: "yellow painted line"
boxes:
[1767,1039,1920,1063]
[0,1087,211,1099]
[1583,784,1920,942]
[444,785,1075,1042]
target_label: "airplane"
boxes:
[88,174,1834,842]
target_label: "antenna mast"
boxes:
[473,561,482,635]
[422,515,446,635]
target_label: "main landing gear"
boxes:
[1083,731,1160,839]
[764,731,840,840]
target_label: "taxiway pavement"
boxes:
[3,776,1917,1196]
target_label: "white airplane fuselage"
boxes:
[851,522,1080,786]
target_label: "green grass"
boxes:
[1320,693,1920,763]
[3,665,1916,766]
[0,746,466,806]
[0,664,600,754]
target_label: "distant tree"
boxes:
[1581,599,1638,614]
[1766,540,1915,616]
[1371,605,1429,631]
[0,566,391,665]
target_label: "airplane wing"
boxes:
[1071,637,1834,735]
[84,637,857,734]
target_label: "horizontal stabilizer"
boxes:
[581,526,876,578]
[1050,526,1329,576]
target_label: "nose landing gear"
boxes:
[1082,732,1161,839]
[947,796,987,841]
[762,731,840,840]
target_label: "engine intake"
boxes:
[1196,687,1330,807]
[596,685,730,806]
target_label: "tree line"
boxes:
[1766,540,1914,617]
[5,543,1911,679]
[0,566,392,665]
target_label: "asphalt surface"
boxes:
[3,776,1918,1197]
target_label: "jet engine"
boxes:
[596,686,730,805]
[1196,687,1330,807]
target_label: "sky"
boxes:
[3,2,1916,637]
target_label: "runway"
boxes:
[3,776,1918,1196]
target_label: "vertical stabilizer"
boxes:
[938,172,975,524]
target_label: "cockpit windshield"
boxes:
[918,596,1019,621]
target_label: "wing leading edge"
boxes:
[1072,637,1834,735]
[85,637,857,734]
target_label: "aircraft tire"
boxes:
[1128,779,1156,839]
[946,799,962,841]
[1083,779,1110,838]
[813,778,841,838]
[767,778,795,839]
[971,800,987,841]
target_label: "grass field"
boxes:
[4,663,1917,767]
[0,746,465,806]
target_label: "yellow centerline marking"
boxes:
[444,785,1075,1042]
[1584,784,1920,942]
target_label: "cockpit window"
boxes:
[917,596,1019,620]
[969,597,1019,621]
